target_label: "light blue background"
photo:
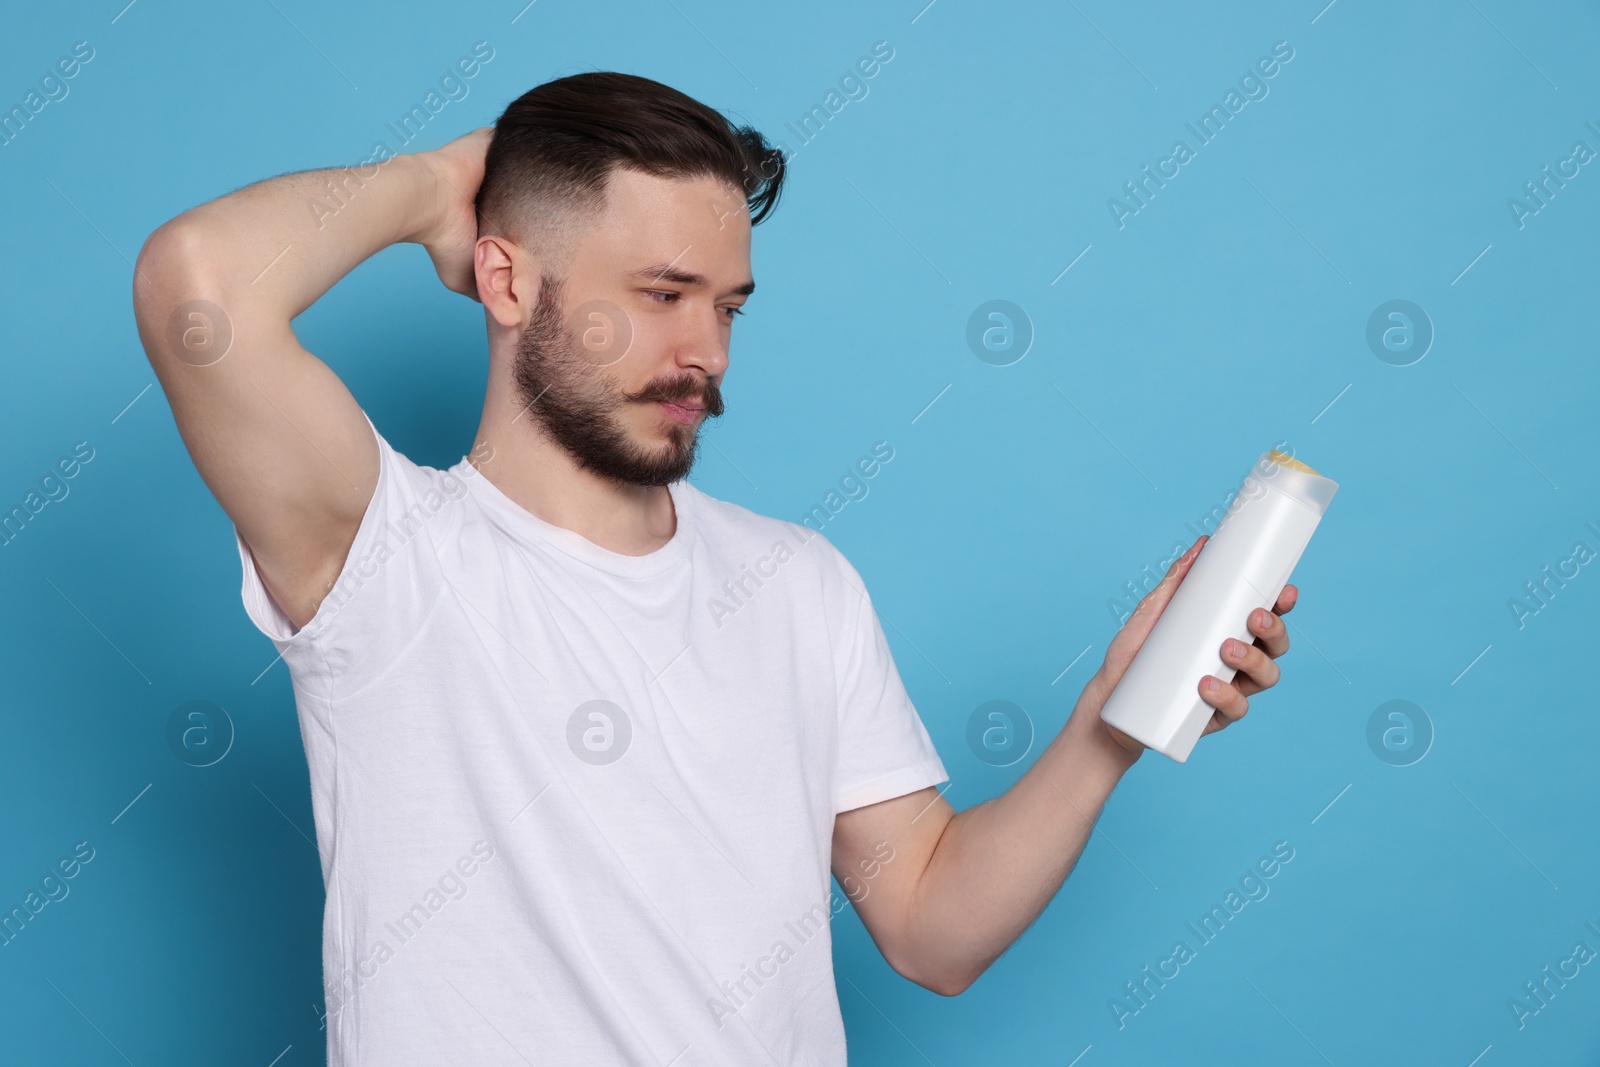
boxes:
[2,0,1597,1063]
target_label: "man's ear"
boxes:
[476,233,535,329]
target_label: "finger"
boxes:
[1274,583,1299,617]
[1199,674,1249,725]
[1248,605,1290,659]
[1222,636,1280,697]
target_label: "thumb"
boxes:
[1098,535,1207,690]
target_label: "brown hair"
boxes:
[475,71,786,263]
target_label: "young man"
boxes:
[132,72,1296,1065]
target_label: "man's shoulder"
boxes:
[681,481,856,578]
[363,419,484,512]
[679,480,800,541]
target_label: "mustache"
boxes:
[628,376,725,417]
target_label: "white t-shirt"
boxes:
[234,412,947,1066]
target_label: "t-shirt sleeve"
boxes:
[825,545,949,814]
[235,410,460,700]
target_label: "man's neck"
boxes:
[469,398,677,557]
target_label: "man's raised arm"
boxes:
[130,129,489,631]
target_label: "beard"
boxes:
[511,273,725,488]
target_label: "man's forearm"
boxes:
[140,153,438,320]
[901,676,1140,993]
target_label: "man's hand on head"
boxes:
[415,126,495,302]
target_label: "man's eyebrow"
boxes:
[628,263,755,297]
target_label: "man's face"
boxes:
[511,168,754,488]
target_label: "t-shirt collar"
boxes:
[453,459,695,579]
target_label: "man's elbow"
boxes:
[133,218,219,318]
[890,953,982,998]
[133,218,234,367]
[920,972,976,998]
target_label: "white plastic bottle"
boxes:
[1099,449,1339,762]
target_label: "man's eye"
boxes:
[643,291,743,318]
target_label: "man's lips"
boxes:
[656,399,704,424]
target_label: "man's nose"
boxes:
[673,305,729,379]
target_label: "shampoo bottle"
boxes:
[1099,449,1339,762]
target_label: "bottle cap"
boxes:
[1260,449,1338,515]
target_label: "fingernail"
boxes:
[1203,677,1217,692]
